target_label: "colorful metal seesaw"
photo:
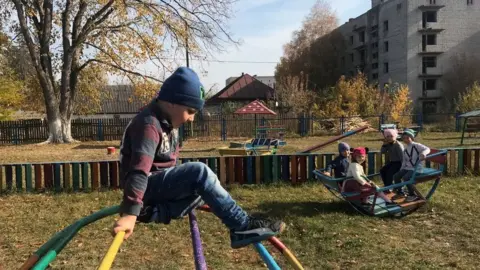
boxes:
[20,205,304,270]
[313,149,448,217]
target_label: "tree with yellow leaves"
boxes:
[456,81,480,113]
[0,32,24,120]
[1,0,236,143]
[389,84,413,127]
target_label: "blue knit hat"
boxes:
[156,67,205,111]
[338,142,350,153]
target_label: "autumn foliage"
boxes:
[456,81,480,113]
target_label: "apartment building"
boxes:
[338,0,480,113]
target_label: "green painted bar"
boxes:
[208,158,216,174]
[81,163,89,190]
[63,163,71,190]
[368,152,375,175]
[100,162,109,187]
[308,155,315,180]
[325,154,333,167]
[72,163,80,191]
[54,163,61,192]
[0,166,3,192]
[263,156,272,183]
[5,165,13,190]
[458,149,464,174]
[15,165,23,191]
[246,156,254,184]
[25,164,33,192]
[272,155,279,182]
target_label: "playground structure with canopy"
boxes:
[218,100,287,156]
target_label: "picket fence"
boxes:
[0,148,478,194]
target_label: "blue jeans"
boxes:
[142,162,248,230]
[393,169,415,195]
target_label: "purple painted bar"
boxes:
[188,211,207,270]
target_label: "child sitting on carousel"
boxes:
[323,142,351,178]
[344,147,395,206]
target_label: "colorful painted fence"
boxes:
[0,148,479,193]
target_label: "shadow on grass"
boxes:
[73,144,119,150]
[254,201,359,219]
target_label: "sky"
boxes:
[133,0,372,93]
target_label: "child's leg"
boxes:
[145,162,248,229]
[400,170,416,196]
[377,191,392,203]
[144,162,285,248]
[380,163,391,186]
[393,169,408,194]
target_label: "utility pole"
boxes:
[185,21,194,138]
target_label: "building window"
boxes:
[429,0,436,4]
[423,79,437,90]
[372,63,379,69]
[341,56,345,67]
[467,0,474,5]
[424,11,437,22]
[383,20,389,31]
[350,36,354,45]
[383,62,389,73]
[372,73,379,79]
[427,34,437,45]
[384,41,389,52]
[423,56,437,68]
[423,101,437,114]
[397,3,402,10]
[373,52,378,59]
[359,31,365,43]
[371,42,378,49]
[372,31,378,38]
[350,53,354,62]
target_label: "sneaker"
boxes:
[405,196,418,202]
[230,216,286,249]
[137,205,154,223]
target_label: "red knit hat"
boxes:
[352,147,367,158]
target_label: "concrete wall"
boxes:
[378,0,408,88]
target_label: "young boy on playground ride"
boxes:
[323,142,351,178]
[344,147,395,206]
[380,129,404,193]
[111,67,285,249]
[392,129,431,203]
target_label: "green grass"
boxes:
[1,131,479,164]
[1,177,480,269]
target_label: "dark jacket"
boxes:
[326,156,350,178]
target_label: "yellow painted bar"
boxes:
[283,248,305,270]
[98,231,125,270]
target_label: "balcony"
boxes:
[418,44,445,55]
[418,21,444,33]
[418,64,443,78]
[418,4,445,11]
[421,89,442,99]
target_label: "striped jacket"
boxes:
[119,101,179,216]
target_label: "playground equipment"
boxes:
[20,205,305,270]
[313,149,447,217]
[299,126,369,154]
[219,138,287,156]
[459,110,480,145]
[380,123,420,140]
[219,100,286,156]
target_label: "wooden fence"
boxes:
[0,148,478,194]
